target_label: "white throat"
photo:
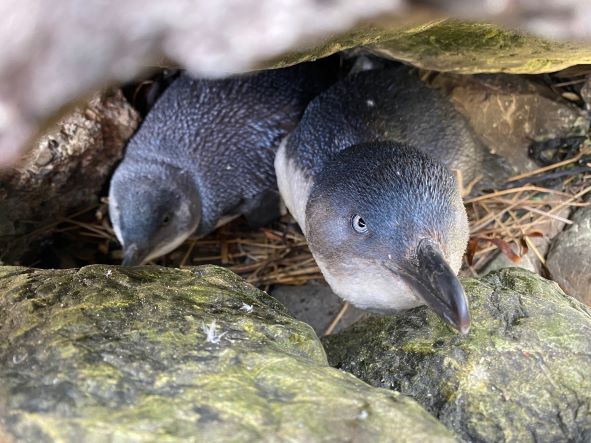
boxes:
[313,253,424,312]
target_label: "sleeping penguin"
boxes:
[275,64,504,334]
[109,61,337,266]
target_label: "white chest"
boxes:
[274,138,313,234]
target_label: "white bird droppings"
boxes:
[202,320,227,344]
[240,303,254,313]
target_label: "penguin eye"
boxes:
[352,215,368,234]
[161,214,171,226]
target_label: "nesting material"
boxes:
[464,151,591,275]
[44,152,589,287]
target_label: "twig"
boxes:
[507,153,583,182]
[324,302,350,336]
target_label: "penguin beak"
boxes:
[385,240,471,334]
[121,243,147,266]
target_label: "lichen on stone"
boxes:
[267,19,591,75]
[0,264,455,442]
[324,268,591,442]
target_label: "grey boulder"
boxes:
[547,207,591,306]
[324,268,591,443]
[0,265,455,442]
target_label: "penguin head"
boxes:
[108,163,201,266]
[305,142,471,333]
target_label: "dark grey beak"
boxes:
[387,240,471,334]
[121,244,146,266]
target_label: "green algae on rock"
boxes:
[267,19,591,75]
[0,265,455,442]
[323,268,591,443]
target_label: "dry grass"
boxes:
[178,219,323,290]
[53,207,323,289]
[48,153,590,289]
[462,152,591,274]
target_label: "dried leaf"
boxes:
[475,236,522,263]
[519,237,529,256]
[466,238,480,266]
[524,230,545,238]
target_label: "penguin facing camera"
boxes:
[275,64,505,334]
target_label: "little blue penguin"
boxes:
[109,61,336,266]
[275,64,493,334]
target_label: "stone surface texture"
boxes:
[427,72,589,174]
[0,265,455,442]
[547,207,591,306]
[3,1,591,166]
[324,268,591,443]
[0,91,139,264]
[272,281,367,336]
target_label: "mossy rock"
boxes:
[324,268,591,443]
[0,265,454,442]
[269,19,591,74]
